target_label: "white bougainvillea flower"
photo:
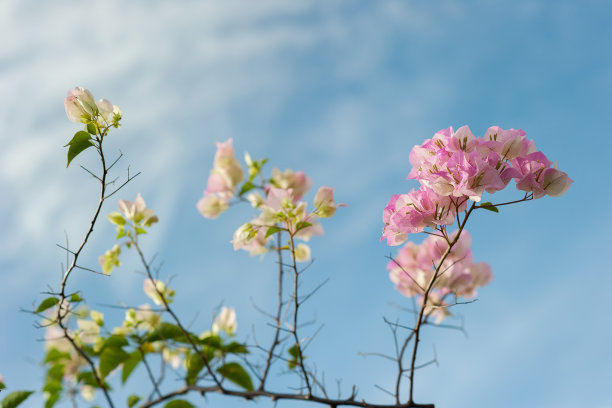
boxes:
[162,347,184,370]
[64,86,98,123]
[143,279,174,305]
[76,319,100,345]
[294,243,311,262]
[80,385,95,402]
[196,194,229,219]
[212,306,237,336]
[117,193,159,226]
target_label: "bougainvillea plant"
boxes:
[1,89,570,408]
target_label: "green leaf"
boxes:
[146,322,184,342]
[43,380,62,393]
[65,131,95,167]
[99,347,129,378]
[287,344,302,370]
[46,364,65,381]
[103,335,129,350]
[264,226,282,239]
[295,221,312,232]
[185,352,206,385]
[127,395,141,408]
[217,362,253,391]
[36,297,59,313]
[86,122,97,135]
[0,382,5,390]
[70,293,83,303]
[44,392,59,408]
[44,349,70,363]
[135,227,147,235]
[77,372,103,388]
[224,342,248,354]
[1,391,34,408]
[164,400,195,408]
[288,344,299,359]
[238,181,256,196]
[479,202,499,213]
[122,351,142,384]
[199,334,222,349]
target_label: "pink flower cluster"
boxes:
[388,231,492,323]
[382,126,572,246]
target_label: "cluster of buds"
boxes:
[388,231,492,323]
[382,126,572,246]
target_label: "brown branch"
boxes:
[288,230,312,394]
[407,201,476,404]
[259,231,285,390]
[138,384,435,408]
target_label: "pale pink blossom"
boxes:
[64,86,97,123]
[388,230,492,322]
[118,193,158,225]
[509,152,573,198]
[197,194,229,219]
[382,187,459,246]
[271,168,312,201]
[313,186,345,218]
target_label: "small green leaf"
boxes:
[217,362,253,391]
[122,351,142,384]
[295,221,312,232]
[238,181,256,196]
[77,372,101,388]
[43,380,62,393]
[36,297,59,313]
[46,364,65,381]
[146,323,184,342]
[479,202,499,213]
[0,381,5,390]
[287,344,303,370]
[70,293,83,303]
[127,395,141,408]
[103,335,129,350]
[65,131,95,167]
[1,391,34,408]
[99,347,129,378]
[224,342,248,354]
[86,122,97,135]
[44,391,59,408]
[164,400,195,408]
[44,349,70,363]
[199,334,222,349]
[135,227,147,235]
[288,344,299,359]
[185,352,206,385]
[264,226,282,239]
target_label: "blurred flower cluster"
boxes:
[388,231,492,323]
[198,139,344,262]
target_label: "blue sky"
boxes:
[1,0,611,407]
